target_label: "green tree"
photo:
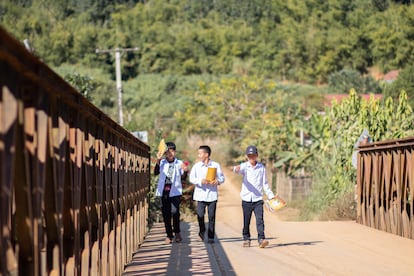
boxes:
[176,77,281,141]
[384,65,414,107]
[64,73,96,100]
[328,69,382,94]
[367,4,414,72]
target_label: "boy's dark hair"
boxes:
[166,142,176,150]
[199,145,211,156]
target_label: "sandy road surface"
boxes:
[215,168,414,276]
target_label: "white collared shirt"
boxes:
[155,158,184,197]
[189,160,225,202]
[235,161,274,202]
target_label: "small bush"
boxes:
[318,191,356,221]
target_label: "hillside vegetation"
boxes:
[2,1,414,81]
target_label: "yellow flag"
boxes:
[157,139,167,155]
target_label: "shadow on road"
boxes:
[269,240,323,248]
[217,235,322,249]
[124,222,236,275]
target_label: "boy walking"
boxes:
[233,145,274,248]
[154,142,188,244]
[189,145,225,243]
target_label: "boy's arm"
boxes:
[190,165,212,185]
[154,150,165,176]
[154,159,162,175]
[189,165,202,185]
[233,162,245,175]
[216,164,225,184]
[180,160,189,176]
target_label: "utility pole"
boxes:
[96,47,139,126]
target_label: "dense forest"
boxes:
[2,0,414,82]
[2,0,414,220]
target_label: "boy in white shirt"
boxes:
[233,145,274,248]
[189,145,225,243]
[154,142,188,244]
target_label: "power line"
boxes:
[96,47,139,127]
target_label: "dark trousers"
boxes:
[161,194,181,238]
[197,200,217,240]
[242,200,265,241]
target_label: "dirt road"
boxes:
[215,168,414,276]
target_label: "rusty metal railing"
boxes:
[0,27,150,275]
[357,136,414,239]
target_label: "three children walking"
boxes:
[155,143,274,248]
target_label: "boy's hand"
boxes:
[181,161,189,172]
[211,179,219,185]
[156,151,164,160]
[233,165,240,172]
[201,179,218,185]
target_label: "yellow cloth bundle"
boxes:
[265,195,286,212]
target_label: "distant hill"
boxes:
[1,0,413,84]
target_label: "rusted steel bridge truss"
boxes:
[357,137,414,239]
[0,27,150,275]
